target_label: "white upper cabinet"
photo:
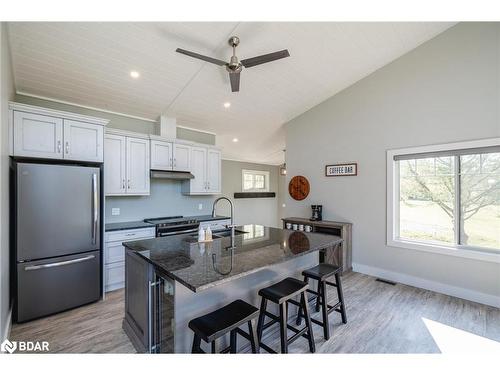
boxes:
[150,140,173,171]
[10,103,107,162]
[126,137,150,195]
[63,119,104,162]
[182,146,221,195]
[13,111,63,159]
[173,143,191,171]
[105,133,150,196]
[104,134,126,195]
[207,149,221,193]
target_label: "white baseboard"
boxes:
[352,262,500,308]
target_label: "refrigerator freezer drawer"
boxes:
[16,250,101,322]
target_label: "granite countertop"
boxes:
[105,221,155,232]
[123,225,342,292]
[105,215,231,232]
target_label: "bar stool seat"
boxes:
[302,263,341,281]
[189,299,260,353]
[258,277,308,304]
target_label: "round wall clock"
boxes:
[288,175,310,201]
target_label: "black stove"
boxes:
[144,216,200,237]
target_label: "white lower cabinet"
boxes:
[104,227,155,292]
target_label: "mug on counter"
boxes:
[292,224,298,230]
[286,222,292,229]
[305,225,312,232]
[298,224,304,231]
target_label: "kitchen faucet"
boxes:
[212,196,234,230]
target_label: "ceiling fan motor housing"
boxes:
[227,55,242,73]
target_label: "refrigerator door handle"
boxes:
[92,173,98,245]
[24,255,96,271]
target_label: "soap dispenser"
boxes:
[198,225,205,242]
[205,225,212,241]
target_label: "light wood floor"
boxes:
[9,272,500,353]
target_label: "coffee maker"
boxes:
[310,205,323,221]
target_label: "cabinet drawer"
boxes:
[104,241,125,264]
[105,227,155,242]
[105,262,125,292]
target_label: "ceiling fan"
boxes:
[175,36,290,92]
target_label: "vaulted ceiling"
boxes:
[7,22,454,164]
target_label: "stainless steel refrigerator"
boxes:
[13,162,102,323]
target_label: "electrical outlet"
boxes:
[111,208,120,216]
[198,203,203,210]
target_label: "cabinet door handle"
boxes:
[169,157,172,168]
[127,179,131,189]
[57,140,62,153]
[207,181,210,190]
[122,179,126,189]
[65,141,70,154]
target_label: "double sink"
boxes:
[191,228,248,240]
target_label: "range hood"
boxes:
[150,170,194,180]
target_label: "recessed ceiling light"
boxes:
[232,138,239,143]
[130,71,140,79]
[223,102,231,108]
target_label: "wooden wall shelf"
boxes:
[234,192,276,199]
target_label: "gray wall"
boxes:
[284,23,500,301]
[220,160,280,227]
[1,22,15,341]
[15,94,158,134]
[105,180,215,222]
[106,160,280,226]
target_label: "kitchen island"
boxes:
[122,225,342,353]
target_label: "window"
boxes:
[242,170,270,192]
[387,139,500,262]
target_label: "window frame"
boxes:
[387,138,500,263]
[241,169,270,192]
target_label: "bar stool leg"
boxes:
[296,276,308,325]
[248,320,259,353]
[279,302,288,353]
[300,291,316,353]
[256,298,267,343]
[320,281,330,340]
[191,334,202,353]
[315,280,321,312]
[335,273,347,324]
[230,330,237,353]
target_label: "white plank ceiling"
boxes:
[7,22,454,164]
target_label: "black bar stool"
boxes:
[189,299,260,353]
[256,277,315,353]
[296,263,347,340]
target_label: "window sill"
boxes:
[387,238,500,263]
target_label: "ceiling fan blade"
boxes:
[240,49,290,68]
[229,72,240,92]
[175,48,227,66]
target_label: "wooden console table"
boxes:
[282,217,352,274]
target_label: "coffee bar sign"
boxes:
[325,163,358,177]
